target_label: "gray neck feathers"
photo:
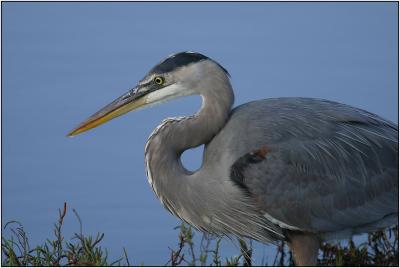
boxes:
[144,72,234,224]
[143,68,283,241]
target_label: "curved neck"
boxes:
[144,81,234,219]
[170,90,234,153]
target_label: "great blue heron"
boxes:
[68,52,398,265]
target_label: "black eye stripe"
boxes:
[125,77,166,101]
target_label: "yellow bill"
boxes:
[67,88,146,137]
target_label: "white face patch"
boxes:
[144,83,195,107]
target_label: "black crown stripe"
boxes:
[150,51,229,76]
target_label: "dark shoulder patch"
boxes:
[230,146,270,194]
[150,51,230,76]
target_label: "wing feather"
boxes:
[225,99,398,234]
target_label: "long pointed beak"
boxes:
[67,87,146,137]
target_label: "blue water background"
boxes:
[3,2,397,265]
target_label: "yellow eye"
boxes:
[154,76,165,85]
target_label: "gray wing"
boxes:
[227,98,398,234]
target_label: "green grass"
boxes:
[2,203,398,266]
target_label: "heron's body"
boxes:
[146,96,397,241]
[69,52,398,265]
[208,98,397,237]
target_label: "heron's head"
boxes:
[67,51,230,137]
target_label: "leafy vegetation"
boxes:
[167,223,398,266]
[2,203,398,266]
[2,203,128,266]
